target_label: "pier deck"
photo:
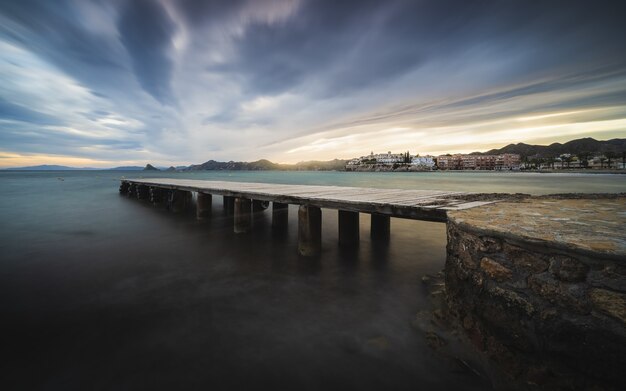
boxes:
[119,178,499,256]
[121,178,495,222]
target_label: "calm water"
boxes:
[0,171,624,390]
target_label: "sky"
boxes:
[1,0,625,168]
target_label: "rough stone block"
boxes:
[590,288,626,325]
[588,265,626,292]
[528,272,560,299]
[480,257,512,281]
[479,236,502,253]
[486,286,535,317]
[528,273,591,314]
[549,255,589,282]
[503,243,548,273]
[459,248,478,269]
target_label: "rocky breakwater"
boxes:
[445,196,626,389]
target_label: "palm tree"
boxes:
[578,151,592,169]
[605,151,617,169]
[562,155,572,169]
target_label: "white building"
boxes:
[411,155,435,168]
[372,151,405,164]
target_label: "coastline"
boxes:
[3,168,626,175]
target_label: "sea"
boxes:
[1,170,624,390]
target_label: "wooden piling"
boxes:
[196,192,212,219]
[127,183,137,197]
[168,190,192,212]
[298,205,322,256]
[234,198,252,233]
[338,210,360,246]
[272,202,289,230]
[223,196,235,215]
[371,214,390,241]
[119,181,129,194]
[149,186,164,205]
[253,200,269,212]
[136,184,149,200]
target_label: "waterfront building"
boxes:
[374,151,405,164]
[410,155,435,168]
[495,153,521,170]
[435,154,463,170]
[436,153,520,170]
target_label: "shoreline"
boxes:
[3,168,626,175]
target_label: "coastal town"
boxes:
[345,150,626,171]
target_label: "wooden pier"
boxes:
[119,178,496,256]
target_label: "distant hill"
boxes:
[186,158,348,171]
[4,165,146,171]
[143,164,160,171]
[109,166,144,171]
[293,159,348,171]
[4,165,97,171]
[187,159,276,171]
[478,137,626,159]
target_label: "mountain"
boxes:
[143,164,160,171]
[5,165,152,171]
[293,159,348,171]
[187,159,279,171]
[109,166,144,171]
[479,138,626,159]
[4,165,97,171]
[186,158,348,171]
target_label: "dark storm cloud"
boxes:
[207,0,626,97]
[117,0,177,105]
[173,0,246,26]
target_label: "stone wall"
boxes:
[445,220,626,389]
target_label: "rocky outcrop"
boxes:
[444,197,626,389]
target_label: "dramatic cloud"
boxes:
[118,0,176,105]
[0,0,625,167]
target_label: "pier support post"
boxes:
[223,196,235,215]
[127,183,137,198]
[136,185,149,200]
[196,192,212,219]
[298,205,322,257]
[272,202,289,230]
[338,210,360,246]
[253,200,269,212]
[149,187,164,205]
[234,198,252,233]
[370,214,390,242]
[119,181,129,194]
[168,190,192,212]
